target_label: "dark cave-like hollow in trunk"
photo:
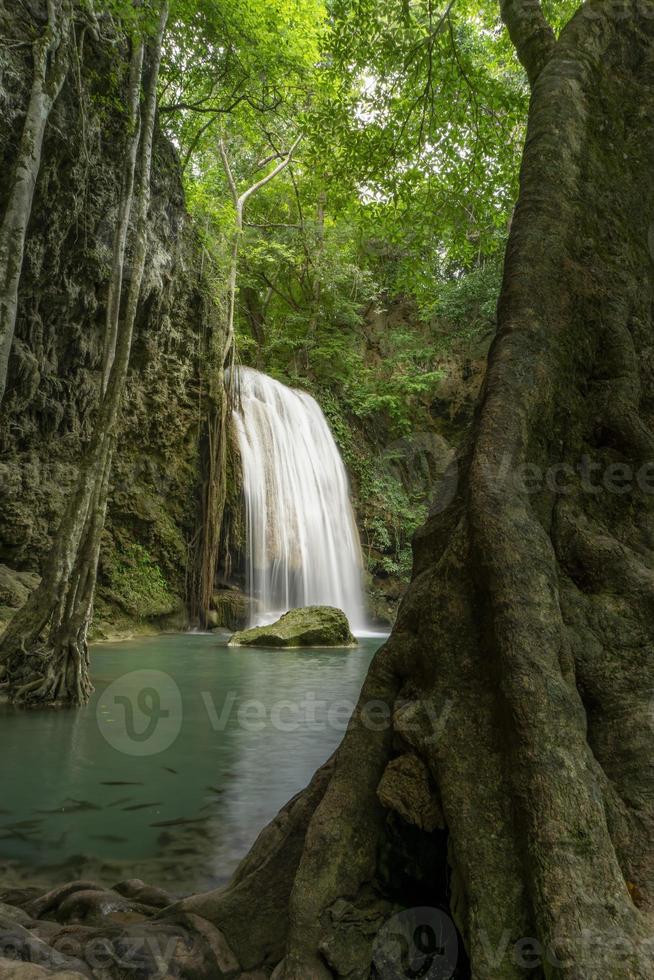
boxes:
[169,3,654,978]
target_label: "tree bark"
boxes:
[170,2,654,977]
[218,134,302,370]
[101,36,144,394]
[0,0,72,407]
[242,283,267,345]
[499,0,555,86]
[0,4,169,706]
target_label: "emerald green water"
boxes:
[0,631,382,896]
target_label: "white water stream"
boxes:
[233,367,365,628]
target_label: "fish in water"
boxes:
[0,829,36,842]
[162,767,178,775]
[91,834,128,844]
[14,831,69,851]
[122,802,162,812]
[108,797,133,808]
[204,786,225,795]
[4,819,42,829]
[61,799,100,812]
[100,781,144,786]
[150,817,206,828]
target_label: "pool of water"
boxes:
[0,631,383,896]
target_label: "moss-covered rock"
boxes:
[228,606,357,648]
[209,589,249,630]
[102,544,182,620]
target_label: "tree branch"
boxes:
[237,134,303,213]
[499,0,556,88]
[218,138,238,206]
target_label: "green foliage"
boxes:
[313,387,427,583]
[149,0,535,586]
[104,544,178,619]
[428,256,502,345]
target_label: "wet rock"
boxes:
[0,902,33,927]
[229,606,357,649]
[210,590,250,630]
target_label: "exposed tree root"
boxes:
[1,636,93,707]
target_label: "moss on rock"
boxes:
[209,589,249,630]
[101,544,183,620]
[229,605,357,648]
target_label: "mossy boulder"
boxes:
[209,589,250,630]
[228,606,357,649]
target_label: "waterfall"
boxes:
[233,367,365,629]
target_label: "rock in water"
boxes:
[228,606,357,648]
[208,589,250,630]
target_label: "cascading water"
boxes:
[233,367,365,628]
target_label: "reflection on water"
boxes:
[0,631,382,896]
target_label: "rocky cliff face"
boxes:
[0,4,214,636]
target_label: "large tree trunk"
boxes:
[170,2,654,977]
[0,0,71,406]
[0,5,169,707]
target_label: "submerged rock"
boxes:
[228,606,357,649]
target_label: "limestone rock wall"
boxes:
[0,2,216,634]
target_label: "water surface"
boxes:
[0,631,382,896]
